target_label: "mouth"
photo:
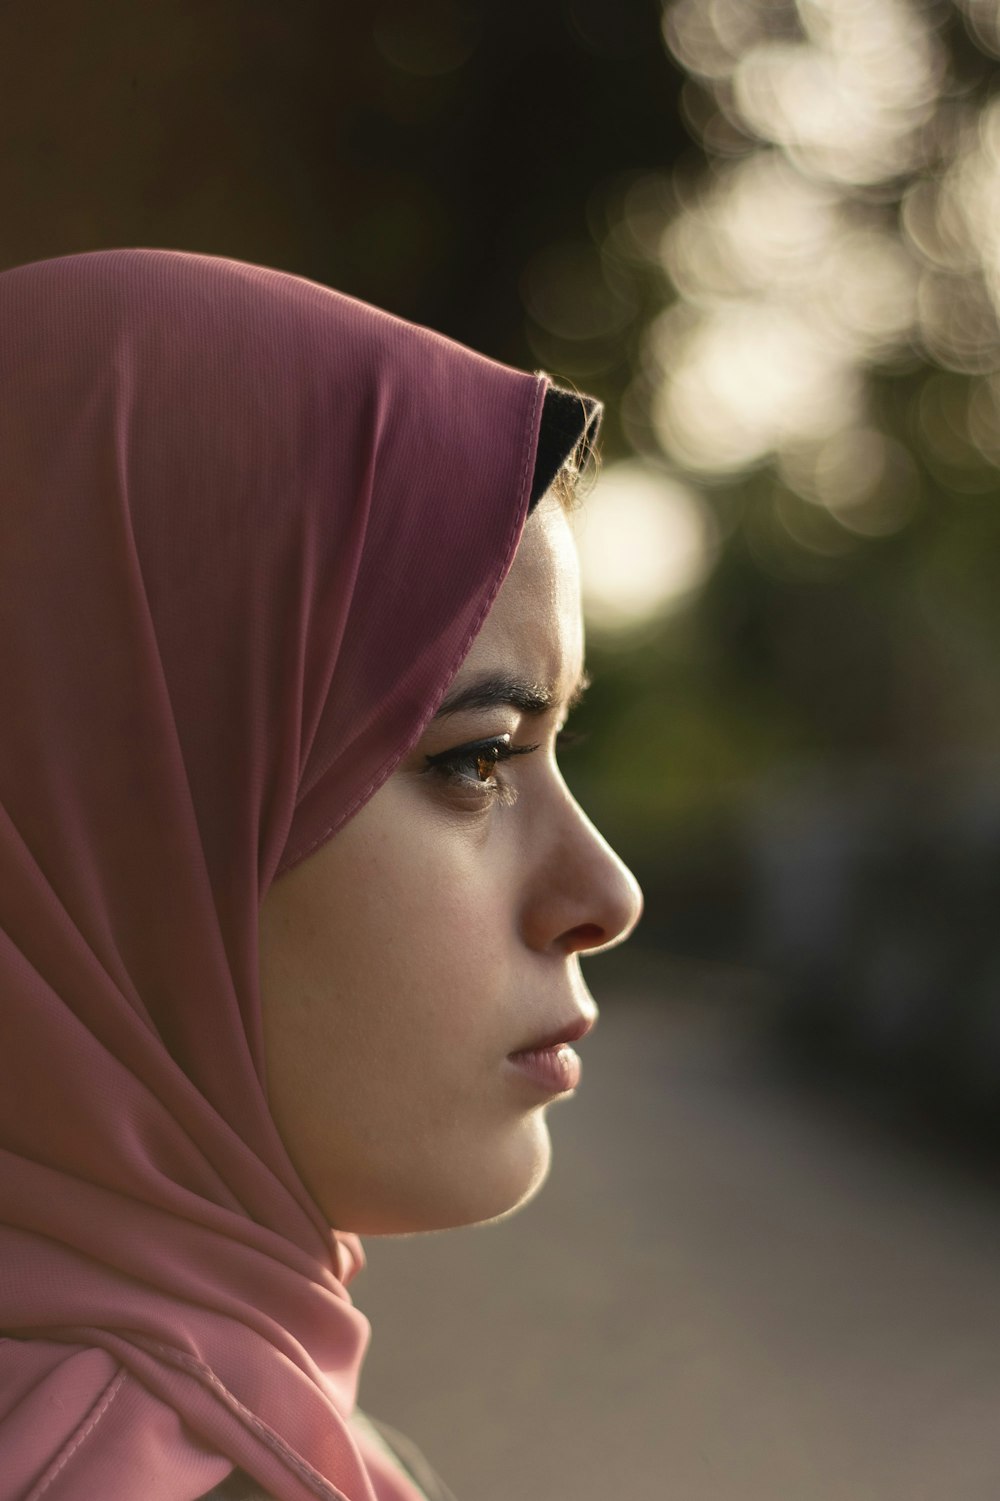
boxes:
[505,1012,596,1096]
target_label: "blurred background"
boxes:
[7,1,1000,1495]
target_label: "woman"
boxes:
[0,248,642,1501]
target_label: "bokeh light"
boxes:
[652,0,1000,490]
[779,426,921,535]
[651,298,863,473]
[574,460,716,631]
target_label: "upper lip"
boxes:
[509,1013,596,1055]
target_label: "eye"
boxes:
[423,734,539,807]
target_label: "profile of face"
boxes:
[258,494,643,1236]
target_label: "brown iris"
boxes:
[475,748,499,782]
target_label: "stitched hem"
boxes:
[24,1368,127,1501]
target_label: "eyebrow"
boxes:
[432,668,592,720]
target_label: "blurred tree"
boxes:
[562,0,1000,970]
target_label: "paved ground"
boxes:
[351,953,1000,1501]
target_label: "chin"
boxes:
[339,1123,554,1237]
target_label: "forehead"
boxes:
[456,496,584,696]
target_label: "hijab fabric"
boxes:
[0,249,551,1500]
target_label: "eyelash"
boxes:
[423,728,588,807]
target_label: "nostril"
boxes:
[563,922,606,953]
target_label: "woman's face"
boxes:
[258,495,643,1235]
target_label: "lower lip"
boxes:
[506,1044,582,1095]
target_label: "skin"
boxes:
[258,495,643,1235]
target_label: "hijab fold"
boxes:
[0,249,552,1500]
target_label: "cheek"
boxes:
[349,819,511,1016]
[276,807,514,1059]
[259,793,551,1231]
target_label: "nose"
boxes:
[522,791,644,958]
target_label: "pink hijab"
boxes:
[0,249,549,1500]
